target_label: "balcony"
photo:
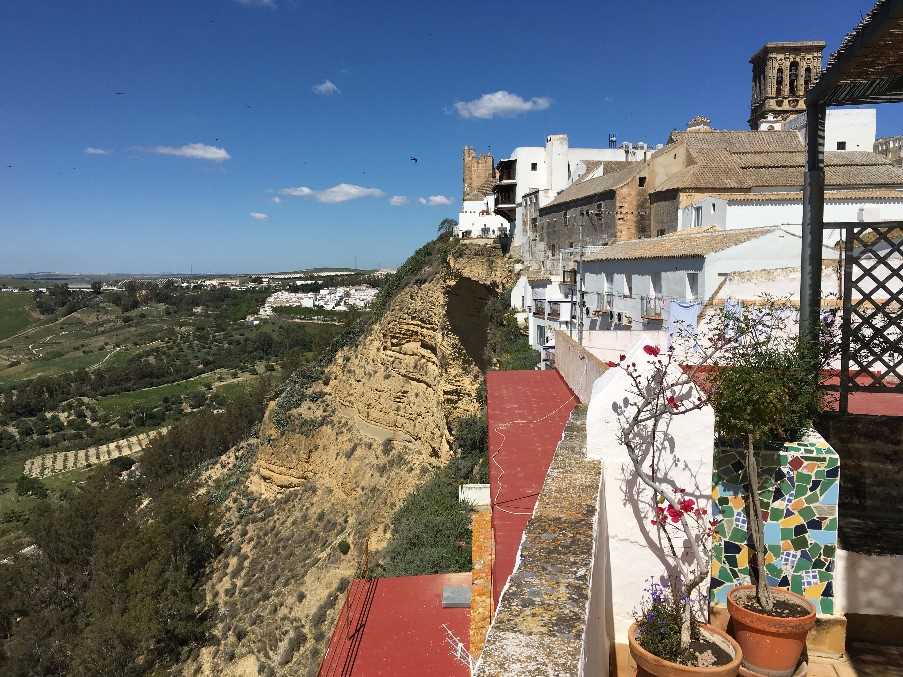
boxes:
[640,295,663,319]
[532,300,560,321]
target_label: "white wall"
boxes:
[834,549,903,616]
[680,197,728,230]
[457,195,509,238]
[586,334,715,644]
[720,198,903,233]
[703,227,837,302]
[783,108,877,151]
[825,109,876,151]
[510,275,532,311]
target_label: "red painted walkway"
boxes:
[318,573,471,677]
[487,370,577,607]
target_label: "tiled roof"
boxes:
[653,130,903,192]
[583,226,773,261]
[543,163,645,209]
[576,159,603,180]
[726,189,903,202]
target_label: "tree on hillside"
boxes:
[437,218,458,237]
[91,280,102,294]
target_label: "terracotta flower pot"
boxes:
[726,585,816,677]
[628,622,743,677]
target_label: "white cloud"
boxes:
[389,195,408,206]
[453,90,552,119]
[83,147,110,155]
[418,195,452,206]
[312,80,340,96]
[149,143,230,162]
[272,196,282,204]
[278,183,384,204]
[250,212,269,221]
[235,0,277,8]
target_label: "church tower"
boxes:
[749,41,826,129]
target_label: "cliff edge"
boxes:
[183,240,512,677]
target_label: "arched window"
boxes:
[789,61,799,95]
[776,67,784,97]
[804,66,813,93]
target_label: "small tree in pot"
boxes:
[613,334,744,674]
[705,302,837,677]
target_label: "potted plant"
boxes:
[612,339,743,675]
[705,301,837,677]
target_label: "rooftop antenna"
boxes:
[608,133,617,149]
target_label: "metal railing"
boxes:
[640,295,663,319]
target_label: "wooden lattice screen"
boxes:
[836,221,903,412]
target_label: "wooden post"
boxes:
[801,103,826,343]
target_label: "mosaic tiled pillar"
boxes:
[710,430,839,615]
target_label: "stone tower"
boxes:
[749,41,826,129]
[462,146,495,200]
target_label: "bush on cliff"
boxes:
[378,414,488,576]
[484,296,539,371]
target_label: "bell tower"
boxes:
[749,41,826,129]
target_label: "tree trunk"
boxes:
[746,434,774,613]
[680,597,692,650]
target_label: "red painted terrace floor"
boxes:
[487,369,577,608]
[318,573,471,677]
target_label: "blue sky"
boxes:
[1,0,896,273]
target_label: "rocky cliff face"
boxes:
[183,242,512,677]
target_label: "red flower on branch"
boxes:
[643,345,661,357]
[619,354,626,361]
[666,395,678,409]
[666,505,683,523]
[607,361,618,368]
[679,498,696,513]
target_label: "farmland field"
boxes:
[0,292,44,341]
[0,283,342,560]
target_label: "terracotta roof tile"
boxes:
[583,226,773,262]
[543,164,645,209]
[653,131,903,192]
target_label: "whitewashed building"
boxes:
[532,226,840,342]
[494,134,653,254]
[455,191,509,239]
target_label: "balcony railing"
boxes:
[641,295,663,319]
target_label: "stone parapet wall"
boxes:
[475,407,608,676]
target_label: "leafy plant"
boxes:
[634,582,699,665]
[707,300,836,612]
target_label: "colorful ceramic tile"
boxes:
[711,429,839,616]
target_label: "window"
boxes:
[836,141,847,151]
[789,61,799,96]
[536,324,546,347]
[693,206,703,227]
[569,242,574,249]
[687,272,700,299]
[530,162,538,171]
[776,67,784,96]
[804,66,812,93]
[657,228,666,237]
[638,176,647,187]
[711,203,716,213]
